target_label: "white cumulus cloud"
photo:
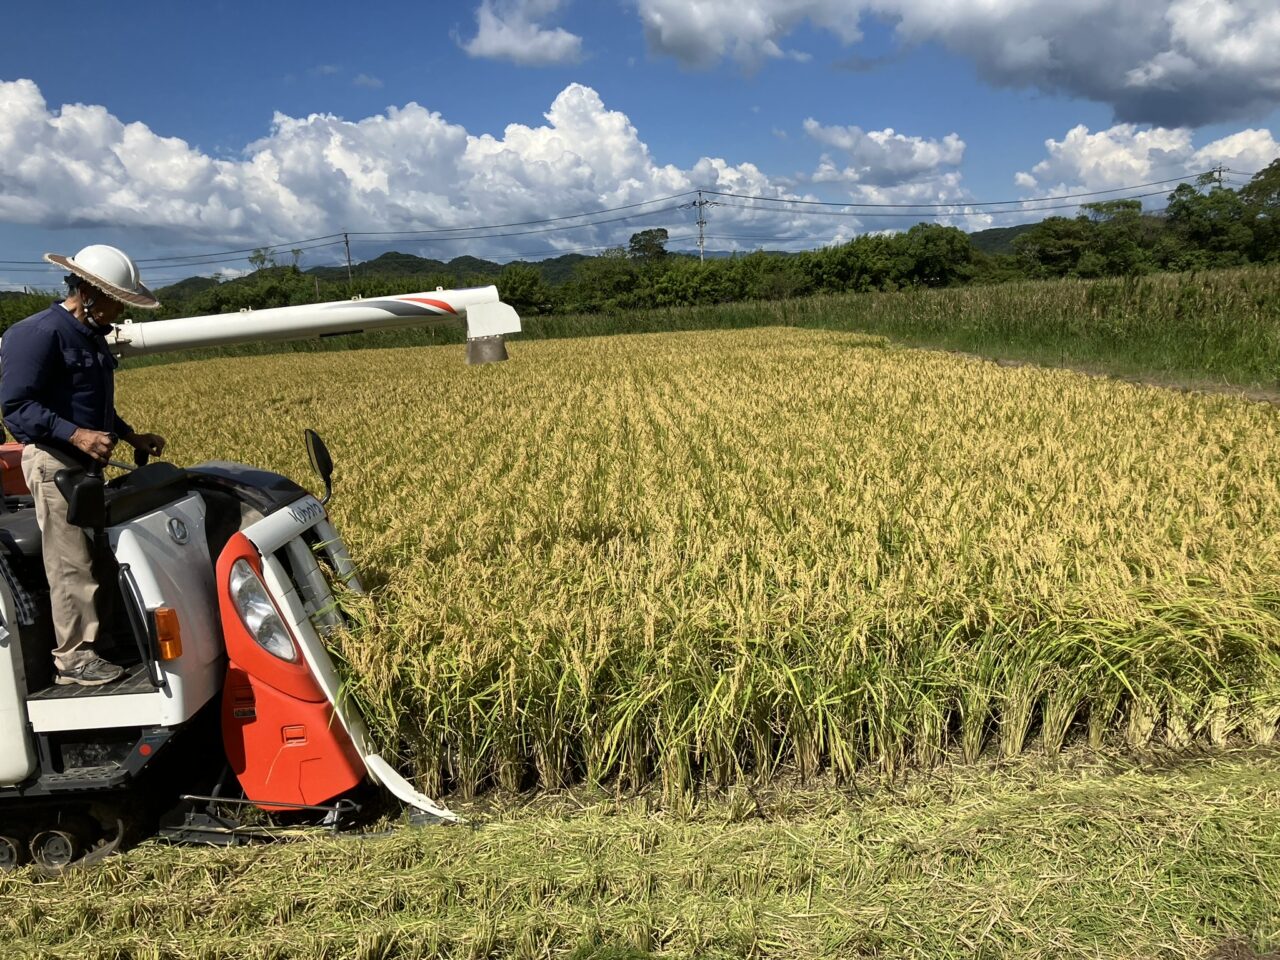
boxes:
[804,120,965,186]
[638,0,861,69]
[462,0,584,66]
[5,77,1273,273]
[0,78,852,261]
[801,119,978,226]
[1016,122,1279,195]
[635,0,1280,126]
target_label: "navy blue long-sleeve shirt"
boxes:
[0,303,133,464]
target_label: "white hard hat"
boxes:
[43,244,161,310]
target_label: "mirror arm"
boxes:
[304,429,335,504]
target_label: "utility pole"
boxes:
[343,232,353,294]
[695,190,708,262]
[680,191,721,262]
[1213,164,1226,189]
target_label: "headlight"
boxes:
[229,558,298,662]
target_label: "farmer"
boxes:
[0,245,167,686]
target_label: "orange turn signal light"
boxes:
[155,607,183,661]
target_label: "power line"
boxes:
[700,232,836,244]
[700,173,1209,210]
[0,238,348,270]
[712,188,1176,219]
[342,191,697,237]
[136,238,348,269]
[340,204,686,244]
[132,234,346,265]
[0,194,700,267]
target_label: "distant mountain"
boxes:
[306,252,496,281]
[306,251,592,286]
[306,251,450,280]
[445,255,503,278]
[967,224,1037,256]
[514,253,590,284]
[153,275,220,301]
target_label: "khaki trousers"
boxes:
[21,445,101,672]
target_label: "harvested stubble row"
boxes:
[5,748,1279,959]
[120,327,1280,799]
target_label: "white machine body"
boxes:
[0,582,35,784]
[19,496,221,735]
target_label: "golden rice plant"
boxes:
[119,327,1280,796]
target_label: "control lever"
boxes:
[105,441,152,473]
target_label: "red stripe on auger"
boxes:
[396,297,458,315]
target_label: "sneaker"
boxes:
[54,658,125,687]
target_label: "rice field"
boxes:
[121,326,1280,799]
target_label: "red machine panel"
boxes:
[0,443,28,496]
[216,532,364,811]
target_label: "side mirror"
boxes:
[304,429,334,505]
[54,468,106,529]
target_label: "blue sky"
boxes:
[1,0,1278,290]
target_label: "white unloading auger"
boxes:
[103,286,522,364]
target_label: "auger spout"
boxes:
[104,286,521,365]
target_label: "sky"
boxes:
[1,0,1279,290]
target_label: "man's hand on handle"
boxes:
[69,428,116,463]
[123,432,167,458]
[68,429,166,464]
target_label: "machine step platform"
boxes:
[28,662,152,701]
[41,763,125,787]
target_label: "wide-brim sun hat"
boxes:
[43,244,161,310]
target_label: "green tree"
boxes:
[247,247,278,272]
[1238,158,1280,210]
[805,235,898,292]
[628,229,669,264]
[1079,199,1156,276]
[898,223,976,287]
[1239,158,1280,262]
[1163,183,1252,268]
[0,292,54,335]
[567,248,637,312]
[1012,217,1096,278]
[497,263,554,315]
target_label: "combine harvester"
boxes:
[0,288,521,870]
